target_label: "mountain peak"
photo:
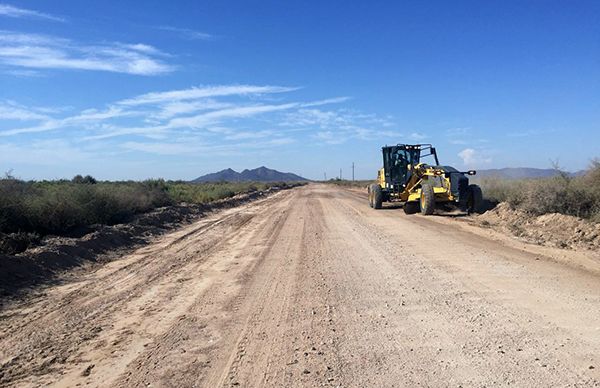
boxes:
[192,166,308,183]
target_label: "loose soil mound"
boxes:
[476,202,600,250]
[0,189,279,299]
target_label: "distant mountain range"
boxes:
[192,166,308,182]
[193,166,585,182]
[475,167,585,180]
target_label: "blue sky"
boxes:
[0,1,598,180]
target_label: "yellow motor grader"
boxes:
[368,144,483,215]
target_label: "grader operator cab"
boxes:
[368,144,483,215]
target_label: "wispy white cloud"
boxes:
[118,85,300,106]
[149,99,233,120]
[0,31,174,75]
[0,101,51,121]
[0,4,64,22]
[282,107,399,144]
[0,84,306,137]
[81,124,169,141]
[158,26,213,41]
[301,96,351,107]
[3,68,42,77]
[0,84,373,162]
[0,105,141,136]
[166,102,300,129]
[225,130,274,140]
[67,106,138,122]
[92,101,312,140]
[117,43,169,56]
[0,120,60,136]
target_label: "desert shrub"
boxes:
[0,178,31,232]
[22,185,87,233]
[72,174,97,184]
[0,180,172,235]
[577,160,600,221]
[0,177,303,240]
[476,178,524,205]
[480,161,600,221]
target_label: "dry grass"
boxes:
[480,160,600,222]
[325,179,373,188]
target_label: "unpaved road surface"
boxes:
[1,184,599,387]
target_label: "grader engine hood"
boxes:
[438,166,477,203]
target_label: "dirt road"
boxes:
[1,184,599,387]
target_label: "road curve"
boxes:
[1,184,599,387]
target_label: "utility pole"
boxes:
[340,168,342,180]
[324,172,327,181]
[352,162,355,181]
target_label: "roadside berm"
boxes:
[476,202,600,251]
[0,187,285,299]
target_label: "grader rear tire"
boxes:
[467,184,483,214]
[420,184,435,215]
[372,185,383,209]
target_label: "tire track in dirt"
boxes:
[0,191,293,387]
[112,190,297,387]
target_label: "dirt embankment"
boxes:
[474,202,600,251]
[0,188,286,299]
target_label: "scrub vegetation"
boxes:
[325,179,373,188]
[0,174,301,238]
[480,160,600,222]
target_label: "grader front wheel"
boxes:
[420,184,435,215]
[403,201,420,214]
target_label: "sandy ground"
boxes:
[1,184,599,387]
